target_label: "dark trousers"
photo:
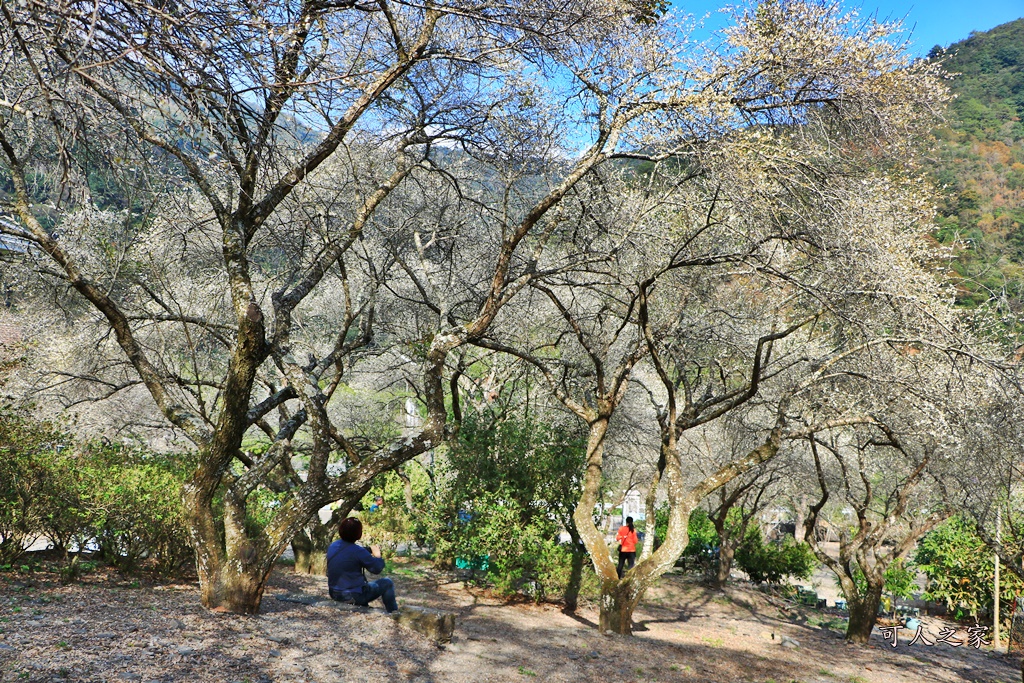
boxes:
[617,551,636,578]
[332,578,398,612]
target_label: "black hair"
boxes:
[626,516,634,532]
[339,517,363,543]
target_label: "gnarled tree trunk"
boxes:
[600,577,645,634]
[292,512,339,575]
[846,581,884,644]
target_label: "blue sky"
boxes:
[672,1,1023,56]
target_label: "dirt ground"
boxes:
[0,559,1019,683]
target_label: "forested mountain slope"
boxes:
[928,18,1024,317]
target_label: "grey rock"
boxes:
[176,646,195,656]
[0,644,16,652]
[391,606,457,645]
[117,674,142,681]
[268,649,281,658]
[94,633,117,640]
[780,636,800,648]
[266,635,290,644]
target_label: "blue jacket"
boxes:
[326,540,385,594]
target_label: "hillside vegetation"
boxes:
[928,19,1024,322]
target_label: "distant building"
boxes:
[621,489,645,522]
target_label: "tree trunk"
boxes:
[292,517,335,575]
[199,557,274,614]
[398,467,416,512]
[600,577,644,635]
[193,509,277,614]
[715,544,735,589]
[846,582,884,644]
[641,450,666,559]
[291,530,313,572]
[793,495,808,543]
[184,476,282,613]
[563,526,586,611]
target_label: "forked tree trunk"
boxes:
[845,582,884,644]
[199,562,275,613]
[192,501,278,614]
[600,577,645,634]
[184,469,312,613]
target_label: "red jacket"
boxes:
[616,525,639,553]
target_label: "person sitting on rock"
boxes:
[326,516,399,613]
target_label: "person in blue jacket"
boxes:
[326,517,399,612]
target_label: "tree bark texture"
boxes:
[600,578,644,635]
[291,527,332,575]
[845,582,884,644]
[562,526,587,611]
[715,544,735,589]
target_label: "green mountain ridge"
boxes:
[926,18,1024,318]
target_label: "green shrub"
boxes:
[88,444,193,574]
[0,409,193,576]
[655,506,719,575]
[840,559,918,615]
[0,410,67,564]
[424,410,592,603]
[360,469,430,554]
[915,516,1022,620]
[735,527,816,584]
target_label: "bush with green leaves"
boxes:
[915,515,1021,620]
[438,488,574,599]
[654,506,720,575]
[35,446,96,557]
[841,559,918,616]
[0,409,193,576]
[0,409,66,564]
[360,468,432,554]
[426,410,593,603]
[734,527,817,585]
[89,444,194,574]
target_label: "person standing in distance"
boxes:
[327,517,399,612]
[616,516,639,578]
